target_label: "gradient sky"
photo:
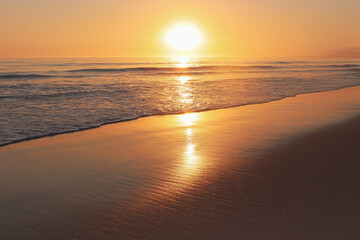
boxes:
[1,0,359,58]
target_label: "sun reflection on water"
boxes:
[186,128,192,136]
[186,142,194,155]
[176,76,193,104]
[172,56,192,68]
[178,76,191,84]
[139,112,203,204]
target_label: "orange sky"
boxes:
[1,0,359,58]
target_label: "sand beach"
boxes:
[0,87,360,239]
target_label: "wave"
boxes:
[7,64,358,80]
[0,74,54,79]
[68,65,282,73]
[0,89,130,100]
[0,73,90,80]
[2,84,360,148]
[36,62,165,67]
[320,64,360,68]
[261,61,310,64]
[150,71,231,76]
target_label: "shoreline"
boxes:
[1,86,360,239]
[1,85,359,148]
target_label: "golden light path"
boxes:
[172,55,192,68]
[180,113,197,127]
[146,71,202,200]
[176,58,199,169]
[141,55,203,202]
[141,111,203,202]
[178,76,191,84]
[179,112,201,172]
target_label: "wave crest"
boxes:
[68,65,281,73]
[0,74,53,79]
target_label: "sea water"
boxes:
[1,57,360,146]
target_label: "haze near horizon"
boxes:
[1,0,360,58]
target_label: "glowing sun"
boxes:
[166,25,201,50]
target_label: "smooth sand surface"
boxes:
[1,87,360,239]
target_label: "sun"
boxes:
[166,25,201,51]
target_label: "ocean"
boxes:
[1,57,360,146]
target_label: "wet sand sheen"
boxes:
[1,87,360,239]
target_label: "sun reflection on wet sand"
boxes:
[178,112,202,176]
[182,115,200,169]
[179,112,198,126]
[184,139,198,166]
[139,113,203,203]
[177,115,202,181]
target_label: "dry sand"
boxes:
[0,87,360,239]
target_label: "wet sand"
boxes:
[1,87,360,239]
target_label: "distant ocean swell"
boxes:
[1,63,359,79]
[0,74,54,79]
[1,58,360,147]
[67,65,281,73]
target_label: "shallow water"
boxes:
[1,57,360,146]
